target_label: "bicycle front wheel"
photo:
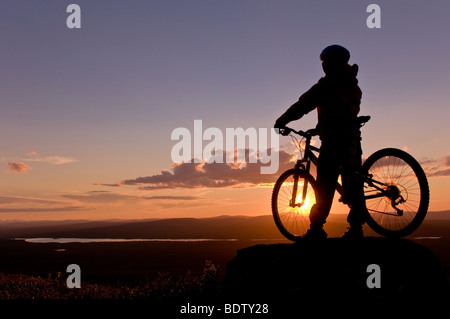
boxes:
[362,148,429,238]
[272,169,317,241]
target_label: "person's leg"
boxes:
[309,141,341,230]
[346,141,365,226]
[342,141,365,238]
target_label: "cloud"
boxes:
[421,154,450,177]
[0,206,89,213]
[93,183,123,187]
[0,193,200,214]
[445,155,450,167]
[0,196,92,213]
[0,195,66,205]
[26,151,38,156]
[7,161,31,173]
[142,195,201,201]
[429,168,450,177]
[2,153,77,173]
[62,191,130,204]
[121,149,296,190]
[24,156,77,165]
[0,192,198,213]
[61,191,202,204]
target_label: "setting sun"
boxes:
[294,193,315,215]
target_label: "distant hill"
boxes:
[0,216,285,240]
[1,211,449,240]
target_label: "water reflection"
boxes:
[17,238,239,244]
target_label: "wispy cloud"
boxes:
[23,155,77,165]
[93,183,122,187]
[445,155,450,167]
[61,191,202,204]
[429,168,450,177]
[0,206,89,213]
[0,195,91,213]
[0,195,66,205]
[142,195,202,201]
[7,161,31,173]
[0,192,203,215]
[61,191,130,204]
[26,151,38,156]
[422,154,450,177]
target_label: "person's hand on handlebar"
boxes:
[278,127,292,136]
[274,119,289,135]
[274,125,290,136]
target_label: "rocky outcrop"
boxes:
[224,238,448,305]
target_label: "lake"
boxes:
[16,237,240,244]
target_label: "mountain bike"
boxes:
[272,116,430,240]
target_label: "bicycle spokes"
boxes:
[362,148,429,237]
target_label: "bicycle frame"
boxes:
[290,131,394,211]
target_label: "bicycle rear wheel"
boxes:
[272,169,317,241]
[362,148,429,237]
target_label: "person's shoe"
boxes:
[341,226,364,239]
[301,227,327,240]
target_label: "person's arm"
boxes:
[274,84,320,128]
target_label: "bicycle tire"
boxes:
[362,148,429,238]
[272,169,317,241]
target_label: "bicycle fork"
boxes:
[290,161,310,208]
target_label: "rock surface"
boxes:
[224,238,448,305]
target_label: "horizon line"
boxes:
[1,210,450,223]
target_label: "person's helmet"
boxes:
[320,45,350,64]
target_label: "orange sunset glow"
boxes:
[0,2,449,313]
[0,1,449,223]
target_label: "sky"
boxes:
[1,0,449,221]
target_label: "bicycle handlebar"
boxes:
[277,115,371,137]
[278,127,317,137]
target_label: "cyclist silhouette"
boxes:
[274,44,365,240]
